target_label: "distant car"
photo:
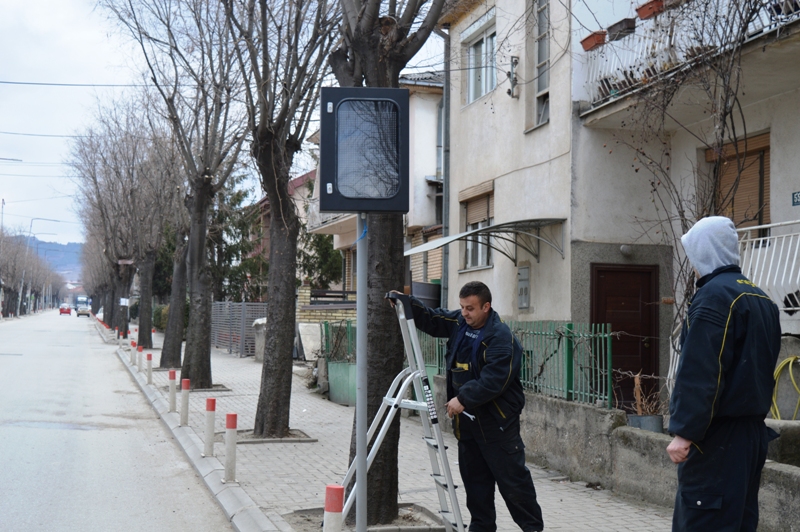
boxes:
[59,303,71,316]
[76,305,91,318]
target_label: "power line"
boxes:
[0,80,147,88]
[0,131,88,139]
[1,212,82,224]
[0,173,79,178]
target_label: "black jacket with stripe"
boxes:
[668,265,782,442]
[408,296,525,433]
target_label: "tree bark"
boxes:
[345,213,405,524]
[253,143,301,438]
[113,265,133,339]
[181,182,215,389]
[161,235,188,369]
[136,251,156,349]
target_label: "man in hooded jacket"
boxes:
[667,216,781,531]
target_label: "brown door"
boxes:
[591,264,659,411]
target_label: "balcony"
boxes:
[738,219,800,333]
[582,1,800,112]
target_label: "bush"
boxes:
[152,304,167,330]
[129,300,139,320]
[161,305,170,331]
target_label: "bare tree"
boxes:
[590,0,776,383]
[106,0,248,388]
[71,98,181,346]
[327,0,446,522]
[224,0,340,437]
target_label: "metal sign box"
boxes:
[319,87,409,213]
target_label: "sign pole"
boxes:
[356,212,368,532]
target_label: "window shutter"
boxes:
[717,149,770,228]
[465,194,493,225]
[708,133,770,228]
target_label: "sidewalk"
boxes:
[109,325,673,531]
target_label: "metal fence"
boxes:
[320,319,614,408]
[211,301,268,357]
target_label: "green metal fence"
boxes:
[320,319,613,408]
[508,321,613,408]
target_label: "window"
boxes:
[463,194,494,268]
[706,133,770,233]
[462,9,497,103]
[526,0,549,128]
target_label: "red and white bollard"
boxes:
[323,485,344,532]
[129,342,136,364]
[223,413,237,483]
[134,327,138,333]
[203,398,216,457]
[146,353,153,385]
[152,328,156,334]
[180,379,190,426]
[168,370,177,412]
[136,346,143,372]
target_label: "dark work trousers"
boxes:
[672,417,771,532]
[457,418,544,532]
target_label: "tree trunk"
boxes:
[345,213,405,524]
[181,181,214,389]
[161,236,188,369]
[114,265,133,340]
[253,142,301,438]
[136,251,156,349]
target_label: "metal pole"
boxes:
[239,301,246,357]
[355,213,367,532]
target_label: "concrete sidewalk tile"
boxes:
[110,330,673,531]
[216,485,258,520]
[231,507,282,532]
[202,469,232,497]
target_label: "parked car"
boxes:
[59,303,71,316]
[76,305,91,318]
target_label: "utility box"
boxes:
[319,87,409,213]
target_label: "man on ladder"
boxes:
[398,281,544,532]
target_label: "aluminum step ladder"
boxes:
[337,292,465,532]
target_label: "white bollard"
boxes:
[323,485,345,532]
[136,346,143,372]
[180,379,190,426]
[168,370,177,412]
[146,353,153,385]
[203,398,216,457]
[223,413,237,483]
[129,342,136,364]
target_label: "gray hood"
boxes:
[681,216,740,278]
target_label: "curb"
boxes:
[114,346,292,532]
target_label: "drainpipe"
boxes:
[435,25,451,308]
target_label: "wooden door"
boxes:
[591,265,659,411]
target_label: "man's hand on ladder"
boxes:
[385,290,403,308]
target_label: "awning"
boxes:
[404,219,566,264]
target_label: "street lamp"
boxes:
[16,219,60,316]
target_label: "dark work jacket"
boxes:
[407,296,526,435]
[668,265,781,442]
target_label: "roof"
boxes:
[438,0,485,26]
[256,170,316,208]
[399,71,444,88]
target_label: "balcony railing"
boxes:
[738,219,800,315]
[583,1,800,107]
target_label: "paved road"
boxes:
[0,311,233,532]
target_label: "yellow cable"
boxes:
[771,356,800,421]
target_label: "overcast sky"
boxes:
[0,0,143,245]
[0,1,447,247]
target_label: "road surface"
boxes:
[0,311,233,531]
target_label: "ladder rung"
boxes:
[424,437,448,450]
[432,474,457,490]
[439,510,458,528]
[381,397,429,412]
